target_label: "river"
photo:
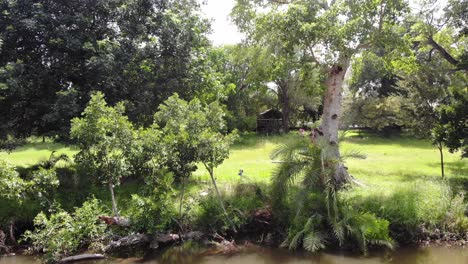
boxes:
[1,245,468,264]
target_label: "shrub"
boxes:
[196,195,242,233]
[127,173,176,233]
[23,198,109,263]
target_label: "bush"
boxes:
[196,194,244,233]
[126,173,176,233]
[23,198,109,263]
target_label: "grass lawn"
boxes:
[193,132,467,189]
[0,138,78,167]
[1,132,466,189]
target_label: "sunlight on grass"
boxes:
[1,132,466,188]
[192,131,467,189]
[0,140,78,166]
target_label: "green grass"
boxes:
[1,132,466,189]
[2,132,467,240]
[0,138,78,166]
[192,132,467,188]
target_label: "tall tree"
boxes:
[233,0,408,185]
[0,0,211,138]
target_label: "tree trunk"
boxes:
[320,57,351,186]
[179,175,186,217]
[109,183,119,217]
[279,83,290,133]
[438,142,445,179]
[8,219,15,245]
[207,166,237,233]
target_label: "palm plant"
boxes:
[271,135,393,254]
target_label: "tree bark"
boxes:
[438,142,445,179]
[279,82,290,133]
[320,57,351,186]
[8,219,15,245]
[179,175,186,217]
[427,36,460,68]
[109,183,119,217]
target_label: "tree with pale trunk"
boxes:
[71,92,134,216]
[232,0,408,186]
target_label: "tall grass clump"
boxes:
[195,183,267,233]
[343,179,468,243]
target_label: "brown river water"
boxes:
[1,246,468,264]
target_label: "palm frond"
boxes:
[341,150,366,160]
[288,230,304,250]
[303,231,327,252]
[331,220,345,246]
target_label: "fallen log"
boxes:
[104,233,150,253]
[58,254,105,263]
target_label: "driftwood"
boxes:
[206,233,240,255]
[58,254,105,263]
[149,233,180,249]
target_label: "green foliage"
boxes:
[71,91,135,214]
[443,193,468,233]
[0,159,59,221]
[0,135,26,153]
[344,180,468,242]
[271,136,393,253]
[0,159,26,200]
[154,94,212,181]
[127,172,176,233]
[195,183,266,233]
[432,86,468,158]
[0,0,211,137]
[23,198,109,263]
[196,195,244,233]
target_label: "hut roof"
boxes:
[258,109,282,119]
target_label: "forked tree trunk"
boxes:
[320,57,352,186]
[109,183,119,217]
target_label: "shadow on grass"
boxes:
[426,160,468,177]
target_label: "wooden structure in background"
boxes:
[256,109,283,134]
